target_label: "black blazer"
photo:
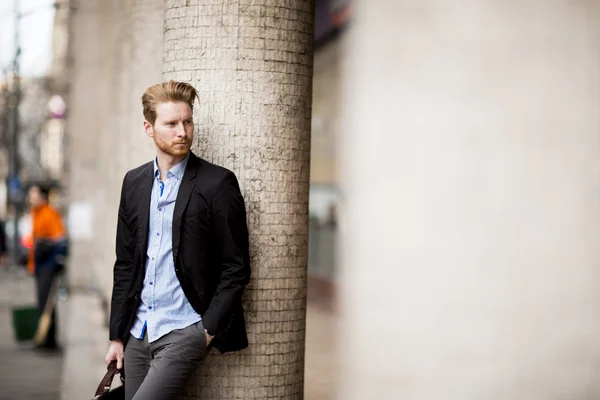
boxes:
[109,152,251,353]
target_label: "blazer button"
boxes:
[175,268,180,273]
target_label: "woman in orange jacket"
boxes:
[28,184,65,349]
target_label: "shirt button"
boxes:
[149,282,153,285]
[159,208,162,212]
[156,232,160,236]
[149,306,153,310]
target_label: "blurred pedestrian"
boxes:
[105,81,251,400]
[28,183,66,350]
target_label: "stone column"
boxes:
[163,1,314,398]
[94,0,131,299]
[66,0,105,289]
[128,0,164,169]
[338,1,600,399]
[67,0,163,299]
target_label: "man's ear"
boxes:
[143,120,153,137]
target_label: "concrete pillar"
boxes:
[96,0,163,301]
[128,0,164,170]
[66,0,105,289]
[163,1,314,398]
[338,1,600,399]
[64,0,125,295]
[67,0,162,299]
[94,0,126,299]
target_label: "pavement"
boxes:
[0,265,338,399]
[304,299,339,400]
[0,265,65,400]
[59,291,119,400]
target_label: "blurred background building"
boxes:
[307,0,349,295]
[0,0,70,263]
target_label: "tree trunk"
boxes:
[163,1,314,398]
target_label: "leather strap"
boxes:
[94,361,124,398]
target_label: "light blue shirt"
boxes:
[130,154,201,343]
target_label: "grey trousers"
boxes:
[124,321,209,400]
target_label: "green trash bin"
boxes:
[11,305,40,342]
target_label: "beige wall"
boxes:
[339,1,600,398]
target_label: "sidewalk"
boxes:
[59,290,118,400]
[305,299,339,399]
[0,266,65,400]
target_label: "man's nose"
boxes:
[175,123,185,137]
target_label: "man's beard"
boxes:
[155,139,191,157]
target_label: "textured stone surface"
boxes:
[163,1,314,398]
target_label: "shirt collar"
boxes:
[153,153,190,180]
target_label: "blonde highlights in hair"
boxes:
[142,80,199,125]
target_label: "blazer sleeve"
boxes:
[202,171,251,336]
[109,172,136,341]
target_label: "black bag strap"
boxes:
[94,361,124,398]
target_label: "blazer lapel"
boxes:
[172,153,198,263]
[137,163,154,261]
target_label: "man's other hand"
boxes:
[205,330,214,346]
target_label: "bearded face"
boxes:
[145,101,194,158]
